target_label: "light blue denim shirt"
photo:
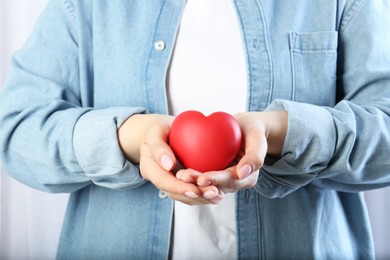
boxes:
[1,0,390,259]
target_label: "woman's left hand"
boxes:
[176,111,288,196]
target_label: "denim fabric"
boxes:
[1,0,390,259]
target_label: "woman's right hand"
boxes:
[118,114,222,205]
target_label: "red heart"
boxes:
[169,110,242,172]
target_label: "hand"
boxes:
[118,114,222,205]
[176,111,287,195]
[233,110,288,178]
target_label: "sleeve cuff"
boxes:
[256,100,336,197]
[73,107,147,189]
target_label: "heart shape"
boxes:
[169,110,242,172]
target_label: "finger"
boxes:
[236,128,268,180]
[199,185,220,199]
[198,169,236,188]
[208,190,225,204]
[175,170,224,201]
[144,122,176,171]
[165,182,221,205]
[140,137,217,206]
[198,168,260,193]
[140,143,199,198]
[167,192,216,206]
[175,171,224,203]
[165,184,224,205]
[176,168,202,183]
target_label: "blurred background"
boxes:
[1,1,389,259]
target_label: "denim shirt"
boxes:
[1,0,390,259]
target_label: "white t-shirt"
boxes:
[166,0,247,259]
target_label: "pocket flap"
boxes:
[290,31,338,52]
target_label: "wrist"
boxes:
[117,114,143,164]
[117,114,173,164]
[263,111,288,157]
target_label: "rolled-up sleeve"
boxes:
[256,0,390,198]
[0,0,147,193]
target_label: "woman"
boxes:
[1,0,390,258]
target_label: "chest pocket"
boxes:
[290,31,338,106]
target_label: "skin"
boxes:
[117,111,288,205]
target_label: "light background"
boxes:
[1,1,389,259]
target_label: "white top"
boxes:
[166,0,247,259]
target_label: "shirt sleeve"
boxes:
[0,0,147,193]
[256,0,390,198]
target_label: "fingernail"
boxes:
[197,179,212,186]
[203,190,218,199]
[184,191,199,199]
[238,164,252,179]
[161,154,173,171]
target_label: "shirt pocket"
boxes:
[289,31,338,106]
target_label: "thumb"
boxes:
[236,131,267,180]
[144,122,176,172]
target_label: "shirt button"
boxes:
[154,40,166,51]
[159,191,168,199]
